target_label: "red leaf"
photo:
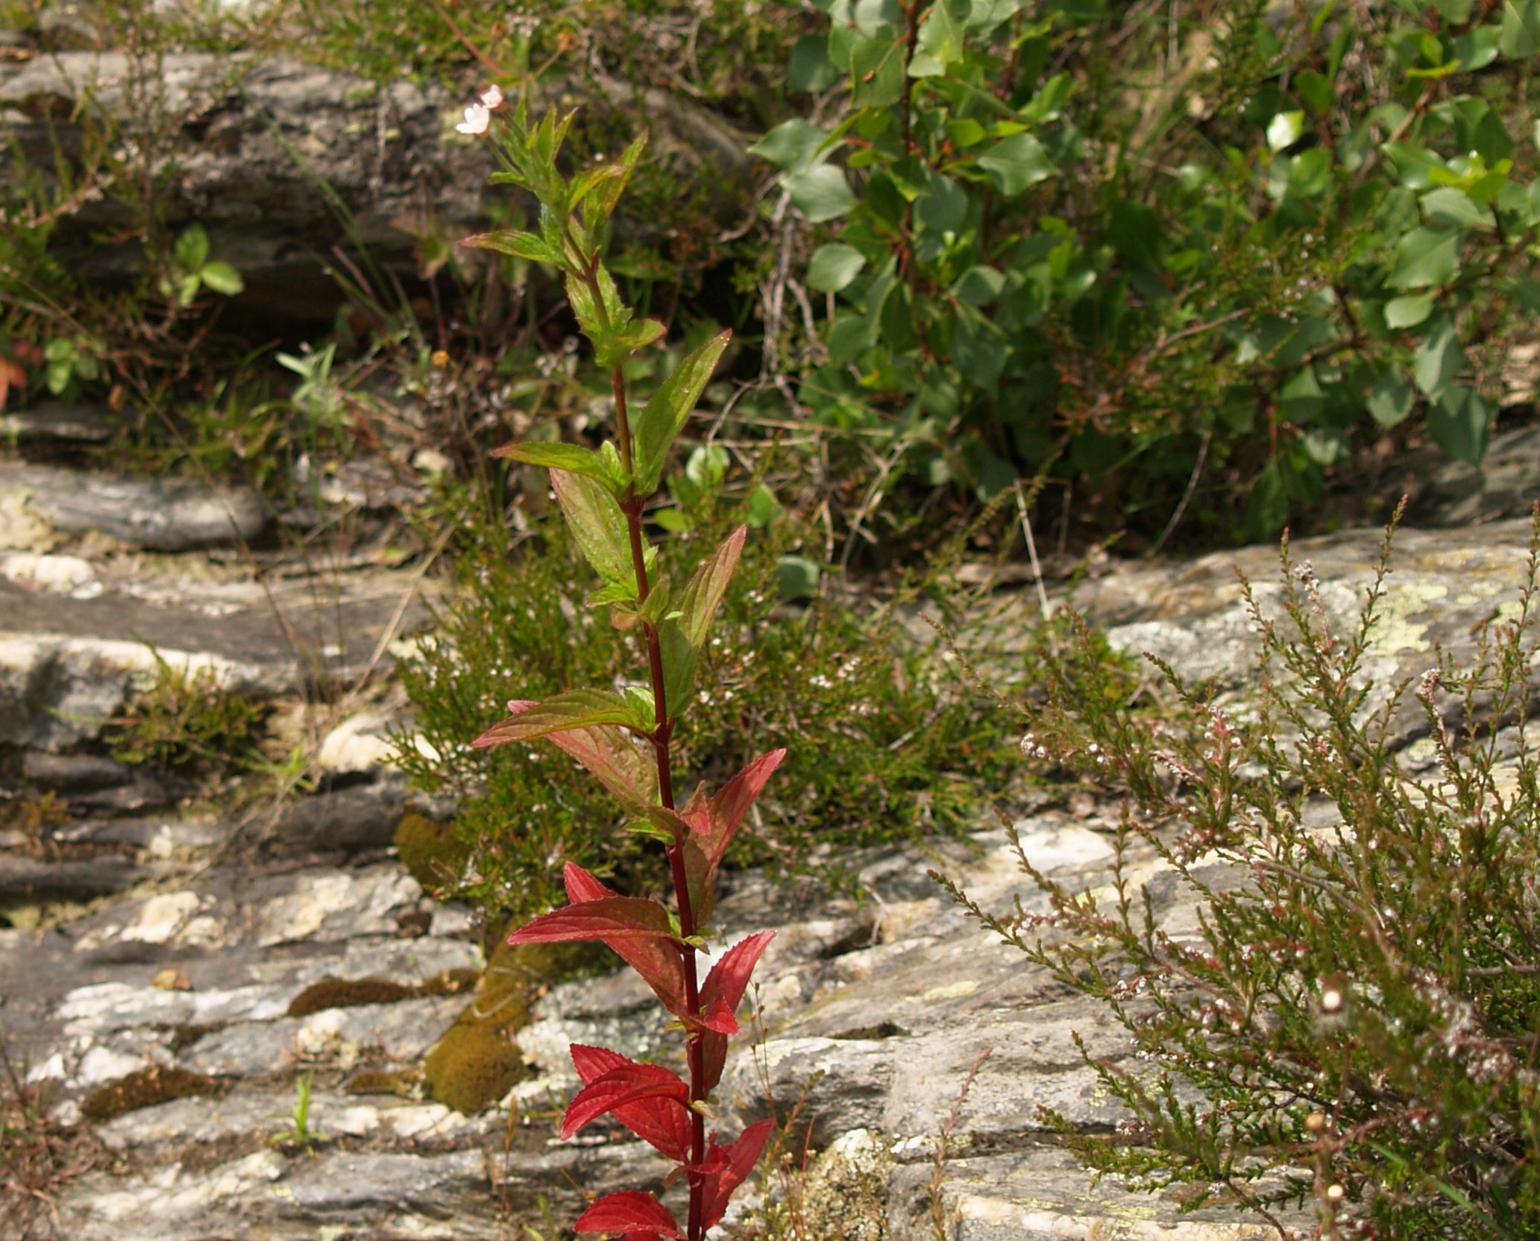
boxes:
[473,689,636,749]
[564,860,619,903]
[707,750,786,870]
[507,894,686,1015]
[0,354,24,412]
[573,1190,682,1238]
[677,751,785,923]
[569,1046,693,1161]
[487,704,658,813]
[700,931,774,1020]
[695,931,774,1091]
[562,1061,692,1162]
[570,1042,631,1082]
[699,1120,774,1229]
[676,753,783,925]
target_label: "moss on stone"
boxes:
[422,1021,527,1114]
[286,976,417,1017]
[420,938,610,1114]
[419,968,480,997]
[393,812,470,891]
[344,1068,414,1097]
[83,1066,225,1122]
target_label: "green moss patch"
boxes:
[393,812,471,892]
[83,1066,225,1122]
[421,938,611,1114]
[286,968,481,1018]
[344,1068,414,1097]
[287,977,417,1017]
[422,1022,527,1115]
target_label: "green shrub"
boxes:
[103,651,266,776]
[758,1,1540,541]
[939,506,1540,1237]
[392,485,1014,922]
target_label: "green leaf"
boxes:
[1500,0,1540,57]
[550,468,635,588]
[775,554,821,601]
[914,172,968,234]
[784,164,858,222]
[659,526,746,716]
[491,440,616,486]
[462,229,563,265]
[198,261,243,297]
[849,31,905,108]
[472,689,638,747]
[566,264,632,356]
[1385,143,1448,191]
[1367,368,1415,427]
[745,484,781,528]
[1384,294,1434,329]
[788,34,837,92]
[977,133,1054,195]
[173,224,210,273]
[807,243,867,293]
[1267,110,1305,153]
[1452,24,1502,70]
[597,318,667,368]
[948,117,987,148]
[1413,316,1463,396]
[1295,69,1333,115]
[1428,384,1491,464]
[750,119,830,174]
[953,265,1006,307]
[1244,460,1290,540]
[1387,228,1462,289]
[915,0,966,74]
[633,330,732,496]
[1422,187,1489,230]
[573,135,646,232]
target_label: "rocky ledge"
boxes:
[3,440,1537,1240]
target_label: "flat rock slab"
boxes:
[0,543,431,748]
[19,515,1535,1240]
[0,51,752,324]
[1067,516,1539,750]
[0,462,267,550]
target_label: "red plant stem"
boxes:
[615,363,708,1241]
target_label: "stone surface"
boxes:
[0,398,116,442]
[0,462,268,550]
[0,476,432,747]
[3,514,1534,1240]
[0,51,753,326]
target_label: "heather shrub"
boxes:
[939,505,1540,1238]
[392,488,1015,922]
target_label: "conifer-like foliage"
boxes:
[940,504,1540,1238]
[458,92,776,1240]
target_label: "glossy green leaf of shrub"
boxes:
[764,0,1540,540]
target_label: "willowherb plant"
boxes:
[458,89,780,1240]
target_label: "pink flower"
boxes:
[479,84,504,109]
[456,103,491,136]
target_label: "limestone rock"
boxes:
[0,462,267,551]
[0,52,753,326]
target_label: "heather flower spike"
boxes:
[465,108,779,1239]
